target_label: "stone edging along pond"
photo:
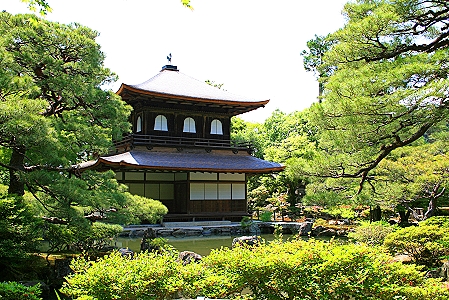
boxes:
[119,219,352,239]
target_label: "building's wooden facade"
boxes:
[81,65,284,222]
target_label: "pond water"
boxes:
[114,234,290,256]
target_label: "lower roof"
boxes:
[79,150,284,174]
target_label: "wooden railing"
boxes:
[114,134,253,152]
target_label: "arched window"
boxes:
[136,116,142,133]
[183,117,196,133]
[154,115,168,131]
[210,119,223,135]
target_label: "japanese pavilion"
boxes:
[80,64,284,222]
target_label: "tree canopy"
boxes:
[306,0,449,192]
[0,12,166,255]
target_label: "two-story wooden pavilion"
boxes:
[80,65,284,222]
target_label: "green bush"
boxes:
[61,240,449,300]
[322,205,357,220]
[124,195,168,224]
[0,195,42,259]
[62,251,184,300]
[44,222,122,253]
[384,224,449,268]
[72,222,123,252]
[259,211,272,222]
[0,281,41,300]
[349,221,398,246]
[206,240,449,300]
[421,216,449,228]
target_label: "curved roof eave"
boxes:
[89,161,285,174]
[117,83,270,108]
[78,153,285,174]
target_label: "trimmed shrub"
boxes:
[62,251,184,300]
[421,216,449,228]
[384,224,449,268]
[349,221,398,246]
[205,239,449,300]
[61,240,449,300]
[0,281,41,300]
[259,211,272,222]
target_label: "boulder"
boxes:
[318,229,337,237]
[172,229,187,237]
[118,248,134,258]
[312,225,325,236]
[140,228,158,252]
[439,261,449,280]
[232,236,261,248]
[177,251,202,265]
[299,222,313,236]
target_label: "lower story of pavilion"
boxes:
[79,147,284,222]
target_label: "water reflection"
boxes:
[114,234,289,256]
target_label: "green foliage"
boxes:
[124,194,168,224]
[0,192,42,259]
[349,221,398,246]
[240,216,252,229]
[148,237,176,254]
[74,222,123,252]
[421,216,449,228]
[0,190,43,279]
[384,224,449,268]
[61,240,449,300]
[0,12,135,256]
[259,211,272,222]
[21,0,51,15]
[62,251,183,300]
[302,0,449,212]
[301,34,335,80]
[44,222,122,253]
[0,281,41,300]
[321,205,357,220]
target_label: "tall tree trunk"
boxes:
[8,146,25,196]
[423,185,445,220]
[398,210,411,225]
[423,197,437,220]
[318,82,324,103]
[370,205,382,222]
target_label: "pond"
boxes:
[114,234,292,256]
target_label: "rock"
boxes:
[388,219,398,225]
[54,258,73,279]
[177,251,202,265]
[158,229,174,237]
[318,229,337,237]
[185,229,203,236]
[172,229,187,237]
[340,219,350,225]
[232,236,261,248]
[439,261,449,280]
[140,228,158,252]
[202,229,212,236]
[299,222,313,236]
[336,230,347,236]
[118,248,134,258]
[312,225,325,236]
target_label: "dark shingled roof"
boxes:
[79,150,284,174]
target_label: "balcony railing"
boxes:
[114,134,253,153]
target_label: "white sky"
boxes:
[3,0,348,123]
